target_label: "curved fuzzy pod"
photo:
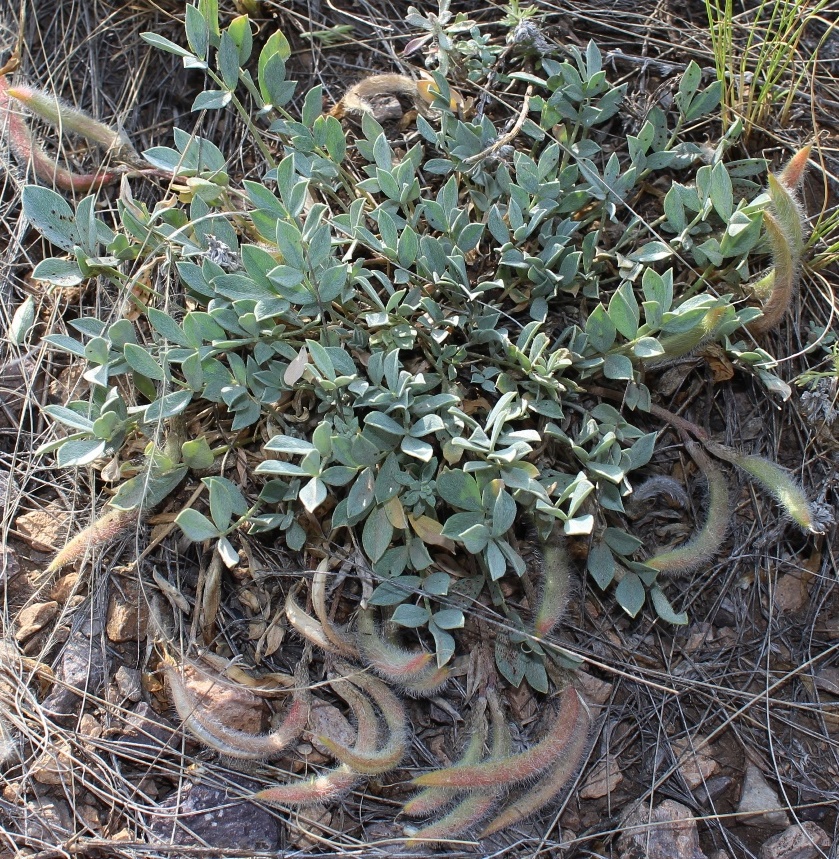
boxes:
[355,608,448,696]
[768,171,806,255]
[412,687,581,790]
[778,145,811,193]
[404,689,515,845]
[318,662,408,775]
[646,442,731,576]
[652,305,728,364]
[403,698,489,817]
[330,675,382,757]
[480,693,592,836]
[400,662,451,697]
[254,676,378,806]
[631,475,689,508]
[748,148,809,335]
[533,530,572,638]
[311,564,358,657]
[406,789,498,849]
[7,84,137,158]
[733,453,817,533]
[285,586,340,653]
[163,659,310,760]
[747,211,797,336]
[2,77,123,191]
[486,688,512,760]
[255,768,357,805]
[46,508,137,574]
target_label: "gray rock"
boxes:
[42,623,105,717]
[117,702,178,754]
[759,822,831,859]
[736,764,790,828]
[618,799,708,859]
[114,665,143,702]
[149,777,282,851]
[17,795,73,848]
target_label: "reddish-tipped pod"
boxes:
[163,658,310,760]
[317,663,408,775]
[355,607,449,696]
[412,686,582,790]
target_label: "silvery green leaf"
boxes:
[615,572,645,617]
[176,508,220,542]
[32,258,84,287]
[650,586,688,625]
[391,603,430,628]
[9,296,36,345]
[23,187,80,252]
[432,608,464,630]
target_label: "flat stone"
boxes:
[106,576,148,642]
[736,763,790,828]
[118,701,178,753]
[580,754,623,799]
[149,777,282,851]
[15,505,70,553]
[759,822,831,859]
[309,701,354,756]
[180,662,265,734]
[32,739,74,784]
[14,601,58,641]
[618,799,708,859]
[114,665,143,702]
[774,571,809,613]
[0,542,20,581]
[671,736,719,790]
[49,573,80,603]
[18,796,73,847]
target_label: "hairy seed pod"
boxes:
[481,693,592,836]
[2,77,123,191]
[311,564,358,657]
[7,84,137,158]
[355,607,448,696]
[403,698,488,817]
[255,678,378,806]
[747,211,797,336]
[646,442,730,576]
[413,687,581,789]
[733,453,818,533]
[318,662,408,774]
[533,530,572,638]
[163,658,309,760]
[747,147,809,335]
[46,508,137,574]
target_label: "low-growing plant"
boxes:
[17,1,821,697]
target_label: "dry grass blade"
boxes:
[285,584,341,653]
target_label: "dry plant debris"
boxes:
[0,0,838,856]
